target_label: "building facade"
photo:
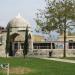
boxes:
[0,14,33,57]
[0,14,75,57]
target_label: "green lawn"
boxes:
[0,57,75,75]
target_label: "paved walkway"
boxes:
[40,57,75,64]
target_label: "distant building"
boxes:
[0,14,75,57]
[57,33,75,57]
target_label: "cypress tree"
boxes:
[6,25,10,57]
[23,26,29,58]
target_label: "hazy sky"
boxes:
[0,0,45,29]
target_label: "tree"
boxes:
[23,26,29,58]
[6,25,10,58]
[6,24,13,57]
[35,0,75,57]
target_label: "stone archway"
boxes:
[9,32,33,56]
[10,33,19,56]
[10,33,26,56]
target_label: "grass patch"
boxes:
[0,57,75,75]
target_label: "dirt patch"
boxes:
[2,67,33,75]
[10,67,33,74]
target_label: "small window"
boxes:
[33,43,54,49]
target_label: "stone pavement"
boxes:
[39,57,75,64]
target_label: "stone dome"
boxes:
[7,14,31,28]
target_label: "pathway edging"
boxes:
[40,57,75,64]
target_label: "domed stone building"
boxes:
[0,14,33,57]
[0,14,52,57]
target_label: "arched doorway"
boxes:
[10,33,19,56]
[9,33,32,56]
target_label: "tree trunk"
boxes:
[63,22,66,58]
[63,0,67,58]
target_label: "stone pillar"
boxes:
[30,39,33,51]
[28,34,33,55]
[18,42,20,55]
[28,28,33,55]
[19,42,23,55]
[12,42,14,52]
[12,42,14,55]
[18,42,20,50]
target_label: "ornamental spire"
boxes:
[18,13,21,17]
[16,13,21,18]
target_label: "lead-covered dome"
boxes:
[7,14,31,28]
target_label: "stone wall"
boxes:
[32,49,75,57]
[0,45,6,57]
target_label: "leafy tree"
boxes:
[23,26,29,58]
[35,0,75,57]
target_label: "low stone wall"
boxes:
[32,49,75,57]
[0,50,6,57]
[0,48,75,57]
[66,49,75,57]
[0,45,6,57]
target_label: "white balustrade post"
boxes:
[7,64,9,75]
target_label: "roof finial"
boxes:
[16,13,21,18]
[18,13,20,17]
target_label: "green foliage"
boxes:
[9,42,13,56]
[6,25,10,57]
[35,0,75,58]
[23,26,29,58]
[35,0,75,33]
[6,25,13,57]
